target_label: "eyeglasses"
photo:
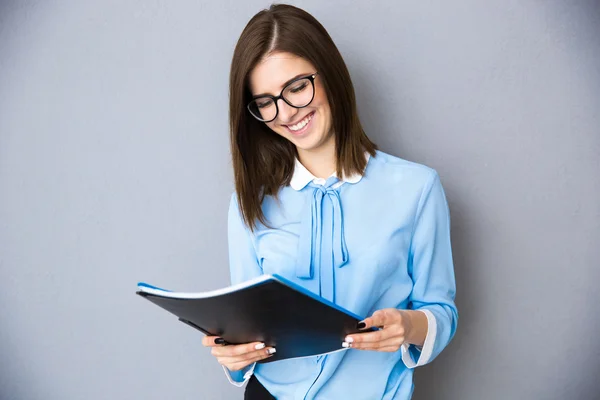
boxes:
[247,72,318,122]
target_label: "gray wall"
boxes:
[1,1,598,399]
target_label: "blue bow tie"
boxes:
[295,176,349,302]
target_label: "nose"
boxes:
[276,98,298,124]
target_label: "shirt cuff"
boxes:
[222,363,256,387]
[401,309,437,369]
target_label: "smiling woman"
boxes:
[227,4,377,232]
[201,4,458,400]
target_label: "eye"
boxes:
[256,98,274,108]
[289,81,308,93]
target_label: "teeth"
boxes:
[288,113,312,131]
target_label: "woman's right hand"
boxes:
[202,336,277,371]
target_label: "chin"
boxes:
[292,137,327,152]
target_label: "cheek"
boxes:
[313,90,328,109]
[316,101,332,130]
[266,121,286,137]
[312,87,330,119]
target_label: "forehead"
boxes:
[248,52,316,95]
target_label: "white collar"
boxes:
[290,153,371,191]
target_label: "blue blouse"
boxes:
[224,150,458,399]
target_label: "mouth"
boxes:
[284,111,315,136]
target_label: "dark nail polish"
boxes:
[214,338,226,345]
[357,322,366,329]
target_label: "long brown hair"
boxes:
[229,3,377,231]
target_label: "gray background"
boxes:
[1,1,599,399]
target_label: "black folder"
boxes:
[136,274,367,363]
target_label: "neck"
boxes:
[297,135,336,179]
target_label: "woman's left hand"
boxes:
[342,308,427,352]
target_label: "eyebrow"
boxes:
[252,73,312,99]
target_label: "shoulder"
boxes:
[227,191,242,222]
[368,150,440,190]
[228,191,240,210]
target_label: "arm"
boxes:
[218,193,268,386]
[403,170,458,367]
[343,171,458,368]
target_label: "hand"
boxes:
[202,336,276,371]
[342,309,427,352]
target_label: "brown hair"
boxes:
[229,3,377,231]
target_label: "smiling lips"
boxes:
[284,111,314,135]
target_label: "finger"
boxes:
[225,349,276,371]
[373,345,402,353]
[347,322,405,346]
[202,336,226,347]
[217,347,277,368]
[359,309,394,330]
[350,336,404,351]
[211,342,267,358]
[215,346,274,361]
[344,327,395,346]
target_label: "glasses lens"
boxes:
[248,97,277,121]
[283,78,314,107]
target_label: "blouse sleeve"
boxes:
[220,192,264,386]
[402,170,458,368]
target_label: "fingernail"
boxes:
[345,336,354,343]
[267,348,277,355]
[357,322,366,329]
[214,338,226,345]
[255,343,265,350]
[342,342,351,348]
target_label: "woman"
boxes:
[201,4,458,399]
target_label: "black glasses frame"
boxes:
[247,72,318,122]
